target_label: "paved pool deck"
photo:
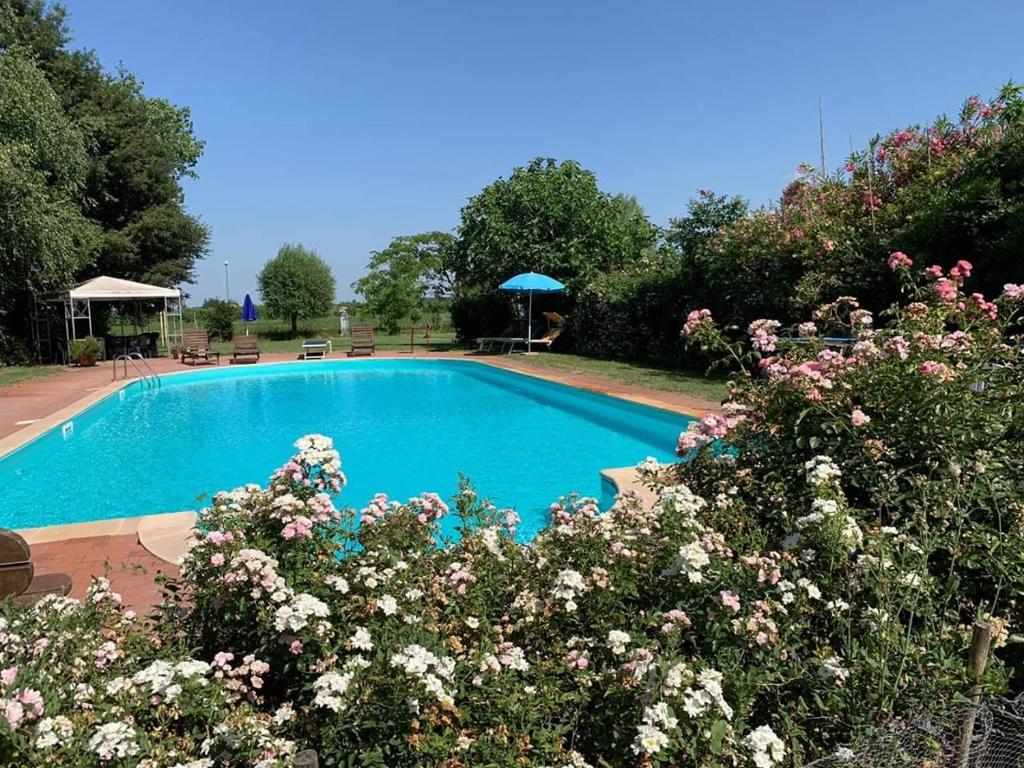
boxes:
[3,350,717,612]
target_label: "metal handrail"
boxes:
[112,352,161,387]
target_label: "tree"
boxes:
[352,232,454,334]
[1,0,209,289]
[257,244,335,337]
[452,158,658,294]
[0,48,99,361]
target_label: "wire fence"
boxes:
[806,691,1024,768]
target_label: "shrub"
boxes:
[0,579,295,766]
[203,299,239,341]
[2,261,1020,766]
[69,336,102,367]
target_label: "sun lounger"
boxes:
[301,339,332,359]
[477,336,527,354]
[231,335,260,363]
[181,330,220,365]
[0,529,72,605]
[348,325,376,357]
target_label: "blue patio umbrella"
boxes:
[498,272,565,353]
[241,293,258,334]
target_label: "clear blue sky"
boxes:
[63,0,1023,303]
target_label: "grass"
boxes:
[182,312,459,355]
[0,365,61,390]
[502,352,729,403]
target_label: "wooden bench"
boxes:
[181,330,221,365]
[348,325,376,357]
[232,334,260,363]
[0,530,72,605]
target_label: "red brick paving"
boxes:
[30,534,178,614]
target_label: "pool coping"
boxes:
[6,356,698,561]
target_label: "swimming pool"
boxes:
[0,360,689,539]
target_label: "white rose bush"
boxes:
[1,257,1022,766]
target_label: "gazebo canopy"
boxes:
[67,276,180,301]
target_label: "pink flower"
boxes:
[919,361,954,381]
[681,308,713,336]
[210,553,225,567]
[925,265,944,278]
[1002,284,1023,300]
[0,667,17,687]
[948,259,973,282]
[887,251,913,269]
[850,408,871,427]
[934,278,958,302]
[822,238,835,252]
[719,591,742,613]
[289,640,303,655]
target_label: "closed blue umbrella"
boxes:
[241,293,258,335]
[498,272,564,353]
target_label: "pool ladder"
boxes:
[112,352,161,388]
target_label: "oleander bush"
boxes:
[1,259,1021,767]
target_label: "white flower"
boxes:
[325,575,350,593]
[273,703,295,725]
[805,455,842,487]
[88,722,139,761]
[606,629,631,655]
[632,723,669,755]
[378,594,398,616]
[666,540,710,582]
[465,617,480,629]
[744,725,785,767]
[34,716,73,750]
[350,627,373,651]
[818,656,850,684]
[273,593,330,633]
[835,746,855,761]
[312,671,354,712]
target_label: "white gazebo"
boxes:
[37,276,184,361]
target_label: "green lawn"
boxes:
[502,352,728,403]
[0,365,61,390]
[183,312,458,355]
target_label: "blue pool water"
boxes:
[0,360,688,539]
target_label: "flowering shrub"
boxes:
[2,261,1020,765]
[0,579,294,766]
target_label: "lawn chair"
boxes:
[348,325,376,357]
[0,529,72,605]
[180,330,221,365]
[476,321,525,354]
[529,312,564,350]
[231,334,261,363]
[301,339,332,359]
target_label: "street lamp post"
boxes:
[224,260,230,302]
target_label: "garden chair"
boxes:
[0,529,72,605]
[231,334,261,363]
[180,330,220,365]
[348,325,376,357]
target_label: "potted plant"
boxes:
[69,336,102,367]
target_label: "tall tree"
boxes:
[352,232,454,334]
[257,244,336,337]
[0,0,209,289]
[452,158,658,294]
[0,49,99,360]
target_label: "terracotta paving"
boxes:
[3,350,718,613]
[30,534,178,613]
